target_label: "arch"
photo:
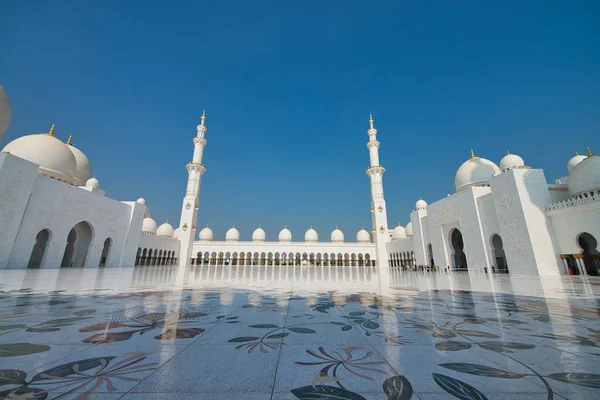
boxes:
[152,249,158,266]
[490,234,508,273]
[141,248,147,266]
[309,253,315,266]
[135,247,142,266]
[337,253,343,266]
[225,252,231,265]
[365,253,371,266]
[427,243,434,268]
[99,237,112,267]
[232,252,238,266]
[253,252,259,265]
[450,228,467,270]
[28,229,52,269]
[211,251,217,265]
[358,253,364,267]
[204,252,210,265]
[577,232,600,276]
[61,221,93,268]
[217,252,224,265]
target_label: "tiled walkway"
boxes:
[0,265,599,399]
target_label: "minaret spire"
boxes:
[47,124,55,136]
[365,112,389,270]
[179,111,209,267]
[67,134,73,145]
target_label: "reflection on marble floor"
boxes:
[0,265,599,399]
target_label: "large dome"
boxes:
[568,150,600,197]
[567,152,586,172]
[356,228,370,243]
[156,221,174,237]
[226,226,240,242]
[405,222,413,237]
[278,226,292,242]
[66,136,92,184]
[455,150,501,192]
[305,227,318,243]
[199,226,214,241]
[392,224,407,240]
[499,152,525,172]
[252,226,266,242]
[0,84,12,139]
[331,227,344,243]
[2,126,78,183]
[142,217,157,234]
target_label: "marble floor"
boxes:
[0,265,599,399]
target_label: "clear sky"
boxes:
[1,1,599,241]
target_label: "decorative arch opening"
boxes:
[28,229,52,269]
[450,228,467,270]
[427,243,434,267]
[99,237,112,267]
[577,232,600,276]
[491,234,508,273]
[61,221,93,268]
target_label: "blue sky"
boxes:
[1,1,599,240]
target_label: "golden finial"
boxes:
[369,112,374,125]
[470,149,475,159]
[507,150,510,155]
[575,152,579,156]
[336,225,339,230]
[310,224,313,229]
[232,224,235,228]
[284,225,287,229]
[201,109,206,121]
[166,218,169,223]
[47,124,55,136]
[66,134,73,145]
[586,147,593,157]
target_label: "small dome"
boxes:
[142,217,157,234]
[331,227,344,243]
[499,152,525,171]
[226,226,240,242]
[172,227,180,239]
[2,127,78,183]
[416,198,428,210]
[157,221,174,237]
[278,226,292,242]
[86,177,99,188]
[405,222,413,237]
[356,228,370,243]
[252,226,266,242]
[567,152,587,172]
[136,198,146,204]
[0,84,12,139]
[199,226,214,241]
[66,138,92,184]
[568,150,600,197]
[392,224,407,240]
[455,150,501,192]
[305,227,318,243]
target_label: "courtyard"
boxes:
[0,265,599,399]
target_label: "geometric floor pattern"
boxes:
[0,265,599,399]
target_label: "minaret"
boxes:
[179,110,208,266]
[366,113,390,268]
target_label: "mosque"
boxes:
[0,84,598,276]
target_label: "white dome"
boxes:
[2,128,78,183]
[567,153,587,172]
[455,151,501,192]
[252,226,266,242]
[86,177,99,188]
[199,226,214,241]
[499,152,525,171]
[356,228,370,243]
[157,221,174,237]
[0,84,12,139]
[331,227,344,243]
[226,226,240,242]
[172,227,180,239]
[278,226,292,242]
[405,222,413,237]
[416,198,428,210]
[142,217,157,234]
[66,139,92,184]
[392,224,407,240]
[568,151,600,197]
[136,198,146,205]
[305,227,318,243]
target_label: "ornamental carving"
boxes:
[497,181,528,262]
[435,203,470,256]
[185,202,191,210]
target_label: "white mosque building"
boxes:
[0,84,598,276]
